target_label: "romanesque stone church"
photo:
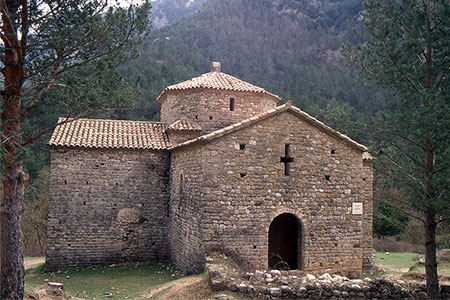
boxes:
[47,62,373,277]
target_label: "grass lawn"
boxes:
[374,251,424,274]
[373,250,450,281]
[25,261,183,300]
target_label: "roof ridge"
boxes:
[157,70,281,102]
[56,117,165,124]
[169,103,368,152]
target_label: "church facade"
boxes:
[46,62,373,277]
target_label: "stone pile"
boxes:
[207,256,450,299]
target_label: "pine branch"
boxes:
[384,140,425,170]
[385,200,425,223]
[19,0,28,55]
[382,38,421,93]
[432,165,450,174]
[435,65,449,86]
[21,112,95,147]
[21,81,68,120]
[0,1,20,50]
[347,120,426,150]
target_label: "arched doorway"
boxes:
[268,213,301,270]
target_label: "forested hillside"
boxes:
[22,0,394,181]
[151,0,206,27]
[20,0,395,182]
[123,0,391,129]
[17,0,447,256]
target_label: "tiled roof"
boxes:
[157,71,281,102]
[363,152,375,161]
[170,101,369,154]
[48,118,170,150]
[167,117,202,131]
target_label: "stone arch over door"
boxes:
[268,213,302,270]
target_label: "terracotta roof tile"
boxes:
[363,152,375,161]
[167,117,202,131]
[48,118,169,150]
[157,71,281,102]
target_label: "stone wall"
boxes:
[168,147,206,274]
[207,253,447,300]
[171,110,372,276]
[167,130,202,145]
[362,160,374,270]
[160,89,277,133]
[46,147,170,271]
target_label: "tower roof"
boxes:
[167,117,202,131]
[157,62,281,102]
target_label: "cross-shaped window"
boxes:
[280,144,294,176]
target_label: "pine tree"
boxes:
[342,1,450,298]
[0,1,150,298]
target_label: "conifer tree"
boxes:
[342,1,449,298]
[0,1,150,298]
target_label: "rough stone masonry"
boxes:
[47,62,373,277]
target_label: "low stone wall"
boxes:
[206,254,450,300]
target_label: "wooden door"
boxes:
[268,213,299,270]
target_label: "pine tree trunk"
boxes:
[424,210,440,299]
[424,139,440,299]
[1,2,27,297]
[1,161,27,300]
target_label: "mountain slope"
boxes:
[151,0,206,27]
[123,0,390,131]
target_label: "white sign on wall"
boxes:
[352,202,363,215]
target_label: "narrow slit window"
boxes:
[239,144,246,150]
[240,173,247,178]
[331,149,336,155]
[179,174,184,199]
[230,98,235,111]
[325,175,331,181]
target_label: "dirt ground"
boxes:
[134,275,205,299]
[25,258,46,270]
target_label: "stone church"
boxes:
[47,62,373,277]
